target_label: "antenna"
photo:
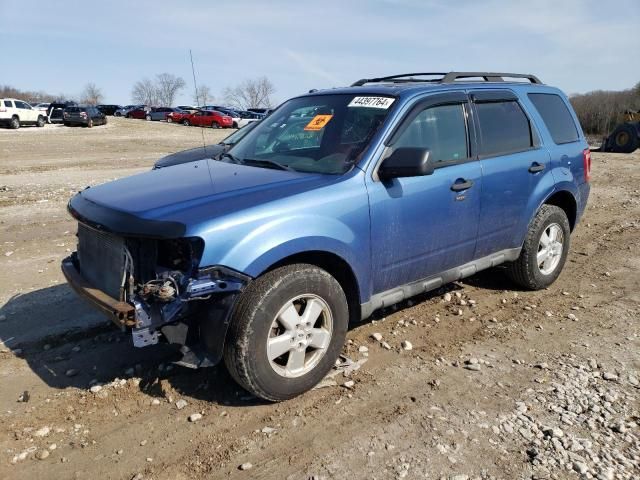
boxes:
[189,49,206,152]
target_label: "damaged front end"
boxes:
[62,222,250,367]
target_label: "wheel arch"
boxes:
[257,250,362,324]
[543,189,577,231]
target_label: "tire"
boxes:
[36,116,45,127]
[182,119,190,126]
[224,264,349,401]
[146,114,151,121]
[103,117,108,126]
[232,121,238,129]
[608,123,639,153]
[167,117,173,123]
[87,119,93,128]
[114,112,121,117]
[505,205,571,290]
[10,116,20,129]
[63,122,71,127]
[211,121,220,129]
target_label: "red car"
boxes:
[183,110,233,128]
[125,107,149,119]
[166,110,191,124]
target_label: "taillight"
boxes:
[0,107,6,112]
[583,148,591,183]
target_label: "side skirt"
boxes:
[360,248,521,320]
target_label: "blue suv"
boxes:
[62,72,591,401]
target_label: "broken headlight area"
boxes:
[67,224,249,366]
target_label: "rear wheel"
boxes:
[146,114,151,121]
[211,121,220,129]
[224,264,348,401]
[608,123,639,153]
[182,119,190,126]
[167,117,173,123]
[36,116,45,127]
[87,118,93,128]
[10,116,20,129]
[505,205,570,290]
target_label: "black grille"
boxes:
[77,224,126,299]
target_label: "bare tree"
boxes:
[223,76,275,110]
[570,85,640,136]
[131,78,159,106]
[193,85,213,106]
[80,83,103,105]
[155,73,186,106]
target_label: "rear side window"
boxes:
[528,93,579,144]
[3,100,13,108]
[475,101,533,156]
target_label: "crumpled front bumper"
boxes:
[61,254,250,366]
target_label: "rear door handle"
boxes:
[528,162,545,173]
[451,179,473,191]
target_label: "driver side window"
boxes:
[395,103,468,163]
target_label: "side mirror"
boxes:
[378,147,434,180]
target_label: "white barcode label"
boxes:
[348,96,395,109]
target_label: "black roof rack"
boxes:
[351,72,542,87]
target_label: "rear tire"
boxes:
[167,117,173,123]
[211,121,220,129]
[182,119,190,126]
[10,116,20,129]
[608,123,639,153]
[146,114,151,121]
[505,205,570,290]
[87,119,93,128]
[224,264,348,401]
[36,116,45,127]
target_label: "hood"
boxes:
[69,159,337,237]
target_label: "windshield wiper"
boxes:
[244,158,295,172]
[218,152,244,164]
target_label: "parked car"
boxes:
[0,98,46,128]
[126,107,150,119]
[46,102,76,124]
[153,121,260,169]
[63,105,107,127]
[114,105,142,117]
[146,107,184,121]
[32,102,51,114]
[166,109,192,124]
[202,106,243,128]
[177,105,199,113]
[182,110,233,128]
[247,108,270,115]
[62,71,590,401]
[97,104,123,116]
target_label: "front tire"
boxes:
[224,264,348,401]
[211,121,220,129]
[146,114,151,121]
[182,119,190,126]
[36,116,45,127]
[506,205,571,290]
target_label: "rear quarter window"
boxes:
[528,93,579,144]
[3,100,13,108]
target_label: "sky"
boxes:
[1,0,639,105]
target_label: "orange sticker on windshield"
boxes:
[304,114,333,131]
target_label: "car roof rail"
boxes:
[351,71,542,86]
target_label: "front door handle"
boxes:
[528,162,545,173]
[451,179,473,191]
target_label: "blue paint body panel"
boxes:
[68,81,590,308]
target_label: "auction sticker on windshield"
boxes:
[304,114,333,131]
[348,96,395,109]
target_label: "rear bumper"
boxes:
[61,255,135,327]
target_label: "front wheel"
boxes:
[37,116,45,127]
[224,264,348,401]
[146,114,151,121]
[505,205,571,290]
[87,118,93,128]
[167,117,173,123]
[182,119,190,126]
[211,121,220,129]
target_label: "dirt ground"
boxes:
[0,118,638,480]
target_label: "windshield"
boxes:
[226,94,395,174]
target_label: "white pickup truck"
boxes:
[0,98,47,129]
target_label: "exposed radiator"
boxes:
[77,224,126,300]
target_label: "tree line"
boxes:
[569,82,640,136]
[1,75,276,110]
